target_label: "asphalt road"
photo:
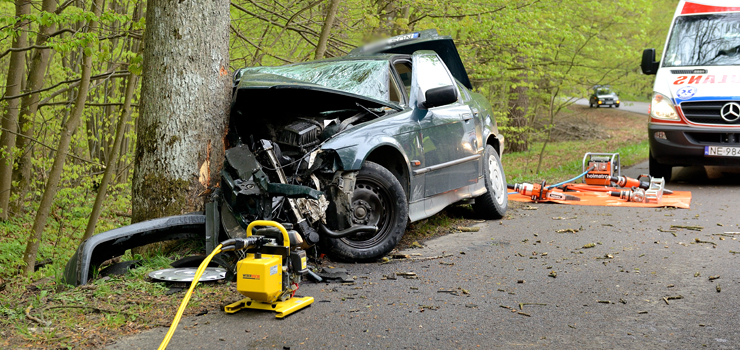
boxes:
[573,98,649,116]
[108,160,740,350]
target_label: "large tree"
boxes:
[0,0,31,221]
[132,0,230,224]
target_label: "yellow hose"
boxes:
[158,244,223,350]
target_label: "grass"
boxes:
[0,104,650,349]
[503,139,649,184]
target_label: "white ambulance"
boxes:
[641,1,740,181]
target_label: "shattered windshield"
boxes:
[243,60,391,102]
[664,13,740,67]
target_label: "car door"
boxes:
[410,51,479,197]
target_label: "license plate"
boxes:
[704,146,740,157]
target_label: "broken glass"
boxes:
[242,60,391,102]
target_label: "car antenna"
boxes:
[355,102,380,118]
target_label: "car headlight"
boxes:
[650,93,679,120]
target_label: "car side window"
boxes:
[394,62,412,98]
[388,66,403,105]
[414,54,455,97]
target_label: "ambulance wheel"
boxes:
[323,161,408,262]
[473,145,508,220]
[649,151,672,183]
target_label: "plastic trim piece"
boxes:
[63,214,206,286]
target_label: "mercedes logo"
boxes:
[720,102,740,123]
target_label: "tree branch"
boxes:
[0,45,51,59]
[2,70,129,101]
[0,127,105,167]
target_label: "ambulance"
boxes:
[641,1,740,181]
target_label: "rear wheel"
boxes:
[323,161,408,262]
[473,145,507,219]
[649,150,672,182]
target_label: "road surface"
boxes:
[108,161,740,350]
[574,98,649,116]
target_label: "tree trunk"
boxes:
[314,0,341,59]
[11,0,59,215]
[22,0,105,275]
[506,56,530,153]
[132,0,230,225]
[0,0,31,221]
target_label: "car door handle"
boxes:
[461,113,473,121]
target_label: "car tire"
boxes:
[473,145,508,219]
[323,161,408,262]
[615,103,620,108]
[649,150,672,183]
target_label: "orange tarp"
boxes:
[508,188,691,209]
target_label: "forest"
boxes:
[0,0,675,277]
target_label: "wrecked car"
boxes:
[221,29,508,261]
[64,30,507,285]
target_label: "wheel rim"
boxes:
[341,177,394,249]
[488,154,505,205]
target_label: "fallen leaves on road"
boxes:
[557,228,579,233]
[662,295,683,305]
[671,225,704,231]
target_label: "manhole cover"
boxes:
[148,267,226,282]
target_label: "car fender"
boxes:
[63,214,206,286]
[323,136,412,173]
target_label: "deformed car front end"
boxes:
[221,56,409,261]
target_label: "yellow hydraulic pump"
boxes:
[158,220,313,350]
[224,220,314,318]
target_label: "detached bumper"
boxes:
[649,123,740,166]
[63,214,206,286]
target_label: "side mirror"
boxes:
[420,85,457,109]
[641,48,660,75]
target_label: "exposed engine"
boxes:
[220,110,380,249]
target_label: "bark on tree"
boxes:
[314,0,341,59]
[11,0,59,214]
[22,0,105,275]
[0,0,31,221]
[507,56,530,153]
[132,0,230,225]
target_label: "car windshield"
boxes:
[596,88,612,95]
[663,13,740,67]
[242,60,391,102]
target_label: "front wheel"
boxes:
[473,145,508,219]
[649,150,672,182]
[615,103,620,108]
[323,161,408,262]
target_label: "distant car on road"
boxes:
[589,85,620,108]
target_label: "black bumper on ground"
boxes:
[649,123,740,167]
[63,214,206,286]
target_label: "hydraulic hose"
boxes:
[319,224,377,238]
[507,166,595,195]
[546,166,594,189]
[158,244,223,350]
